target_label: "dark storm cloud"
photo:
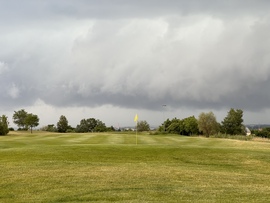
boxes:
[1,0,270,114]
[1,0,270,20]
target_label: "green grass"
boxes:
[1,132,270,202]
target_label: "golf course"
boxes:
[1,132,269,202]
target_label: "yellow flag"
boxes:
[134,114,138,122]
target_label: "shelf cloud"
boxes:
[1,0,270,126]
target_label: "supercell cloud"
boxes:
[1,0,270,126]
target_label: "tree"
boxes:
[252,128,270,139]
[57,115,69,133]
[94,119,107,132]
[198,111,219,137]
[166,118,185,134]
[75,118,107,133]
[158,116,199,135]
[75,119,88,133]
[13,109,28,130]
[137,120,150,132]
[166,118,181,134]
[107,126,116,132]
[0,115,9,135]
[158,119,172,132]
[87,118,98,132]
[77,118,96,132]
[25,113,39,133]
[221,108,244,135]
[40,124,57,132]
[183,116,199,135]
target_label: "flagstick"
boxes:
[136,121,138,145]
[134,114,138,145]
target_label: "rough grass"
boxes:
[1,131,270,202]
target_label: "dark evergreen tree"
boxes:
[0,115,9,135]
[57,115,69,133]
[221,108,244,135]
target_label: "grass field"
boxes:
[1,132,270,202]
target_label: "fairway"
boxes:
[1,132,270,202]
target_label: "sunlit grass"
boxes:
[1,132,270,202]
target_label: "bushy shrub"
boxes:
[137,120,150,132]
[66,129,75,133]
[252,128,270,139]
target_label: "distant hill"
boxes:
[246,124,270,130]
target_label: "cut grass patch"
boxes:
[1,132,270,202]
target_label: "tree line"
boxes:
[42,115,115,133]
[158,108,246,137]
[251,128,270,139]
[0,108,269,138]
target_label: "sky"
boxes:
[1,0,270,128]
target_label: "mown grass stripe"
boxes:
[1,132,270,203]
[106,134,124,144]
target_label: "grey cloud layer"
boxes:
[1,1,270,20]
[1,0,270,112]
